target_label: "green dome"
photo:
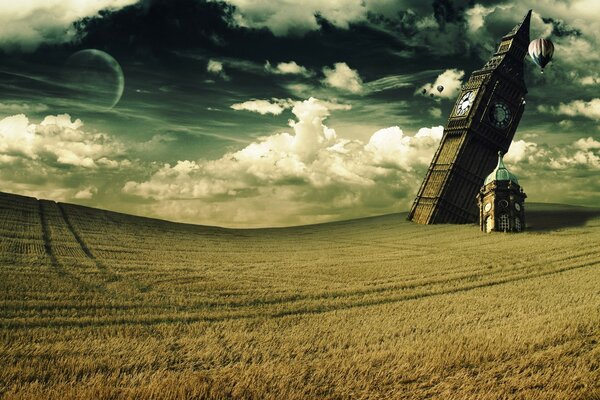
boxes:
[484,151,519,185]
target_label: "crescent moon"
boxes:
[63,49,125,109]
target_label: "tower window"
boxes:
[515,217,522,232]
[498,214,510,232]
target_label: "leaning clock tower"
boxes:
[409,10,532,224]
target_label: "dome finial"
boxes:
[484,150,519,185]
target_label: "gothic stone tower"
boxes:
[408,10,531,224]
[476,152,527,232]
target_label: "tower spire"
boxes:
[503,9,532,44]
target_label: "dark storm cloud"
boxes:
[432,0,466,28]
[73,0,235,58]
[0,0,138,52]
[541,17,581,38]
[71,0,414,76]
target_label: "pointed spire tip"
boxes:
[503,9,532,40]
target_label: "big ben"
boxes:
[409,10,532,224]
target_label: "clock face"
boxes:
[484,202,492,212]
[499,199,509,208]
[454,91,476,117]
[489,101,512,128]
[515,203,521,211]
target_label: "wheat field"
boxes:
[0,191,599,399]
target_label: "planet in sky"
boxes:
[62,49,125,109]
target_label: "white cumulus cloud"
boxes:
[416,69,465,99]
[0,113,126,168]
[505,137,600,171]
[538,98,600,120]
[207,59,230,80]
[265,61,311,76]
[579,76,600,85]
[574,137,600,151]
[0,113,132,203]
[74,186,98,200]
[230,99,294,115]
[322,63,364,94]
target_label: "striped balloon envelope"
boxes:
[528,38,554,73]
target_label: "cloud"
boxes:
[574,137,600,151]
[207,59,230,80]
[465,4,495,32]
[0,113,132,203]
[322,63,364,94]
[365,126,444,171]
[429,107,442,118]
[124,97,442,226]
[265,61,311,76]
[0,113,126,168]
[558,120,574,129]
[217,0,444,37]
[74,186,98,200]
[231,97,351,116]
[579,76,600,85]
[538,99,600,120]
[505,138,600,171]
[0,0,138,51]
[230,99,294,115]
[0,102,49,114]
[365,75,414,93]
[220,0,370,36]
[362,70,444,94]
[416,69,464,99]
[207,60,223,74]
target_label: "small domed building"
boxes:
[476,152,527,233]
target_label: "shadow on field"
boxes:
[526,204,600,231]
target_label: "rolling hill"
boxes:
[1,190,599,399]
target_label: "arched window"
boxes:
[498,214,510,232]
[515,217,522,232]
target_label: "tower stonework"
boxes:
[409,10,531,224]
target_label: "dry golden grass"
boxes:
[0,191,599,399]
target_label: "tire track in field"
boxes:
[87,246,600,312]
[4,253,599,330]
[38,200,113,295]
[271,257,600,318]
[38,201,64,276]
[57,203,120,284]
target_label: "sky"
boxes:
[0,0,598,227]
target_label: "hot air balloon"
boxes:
[421,88,427,95]
[436,85,444,93]
[429,93,434,97]
[528,38,554,73]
